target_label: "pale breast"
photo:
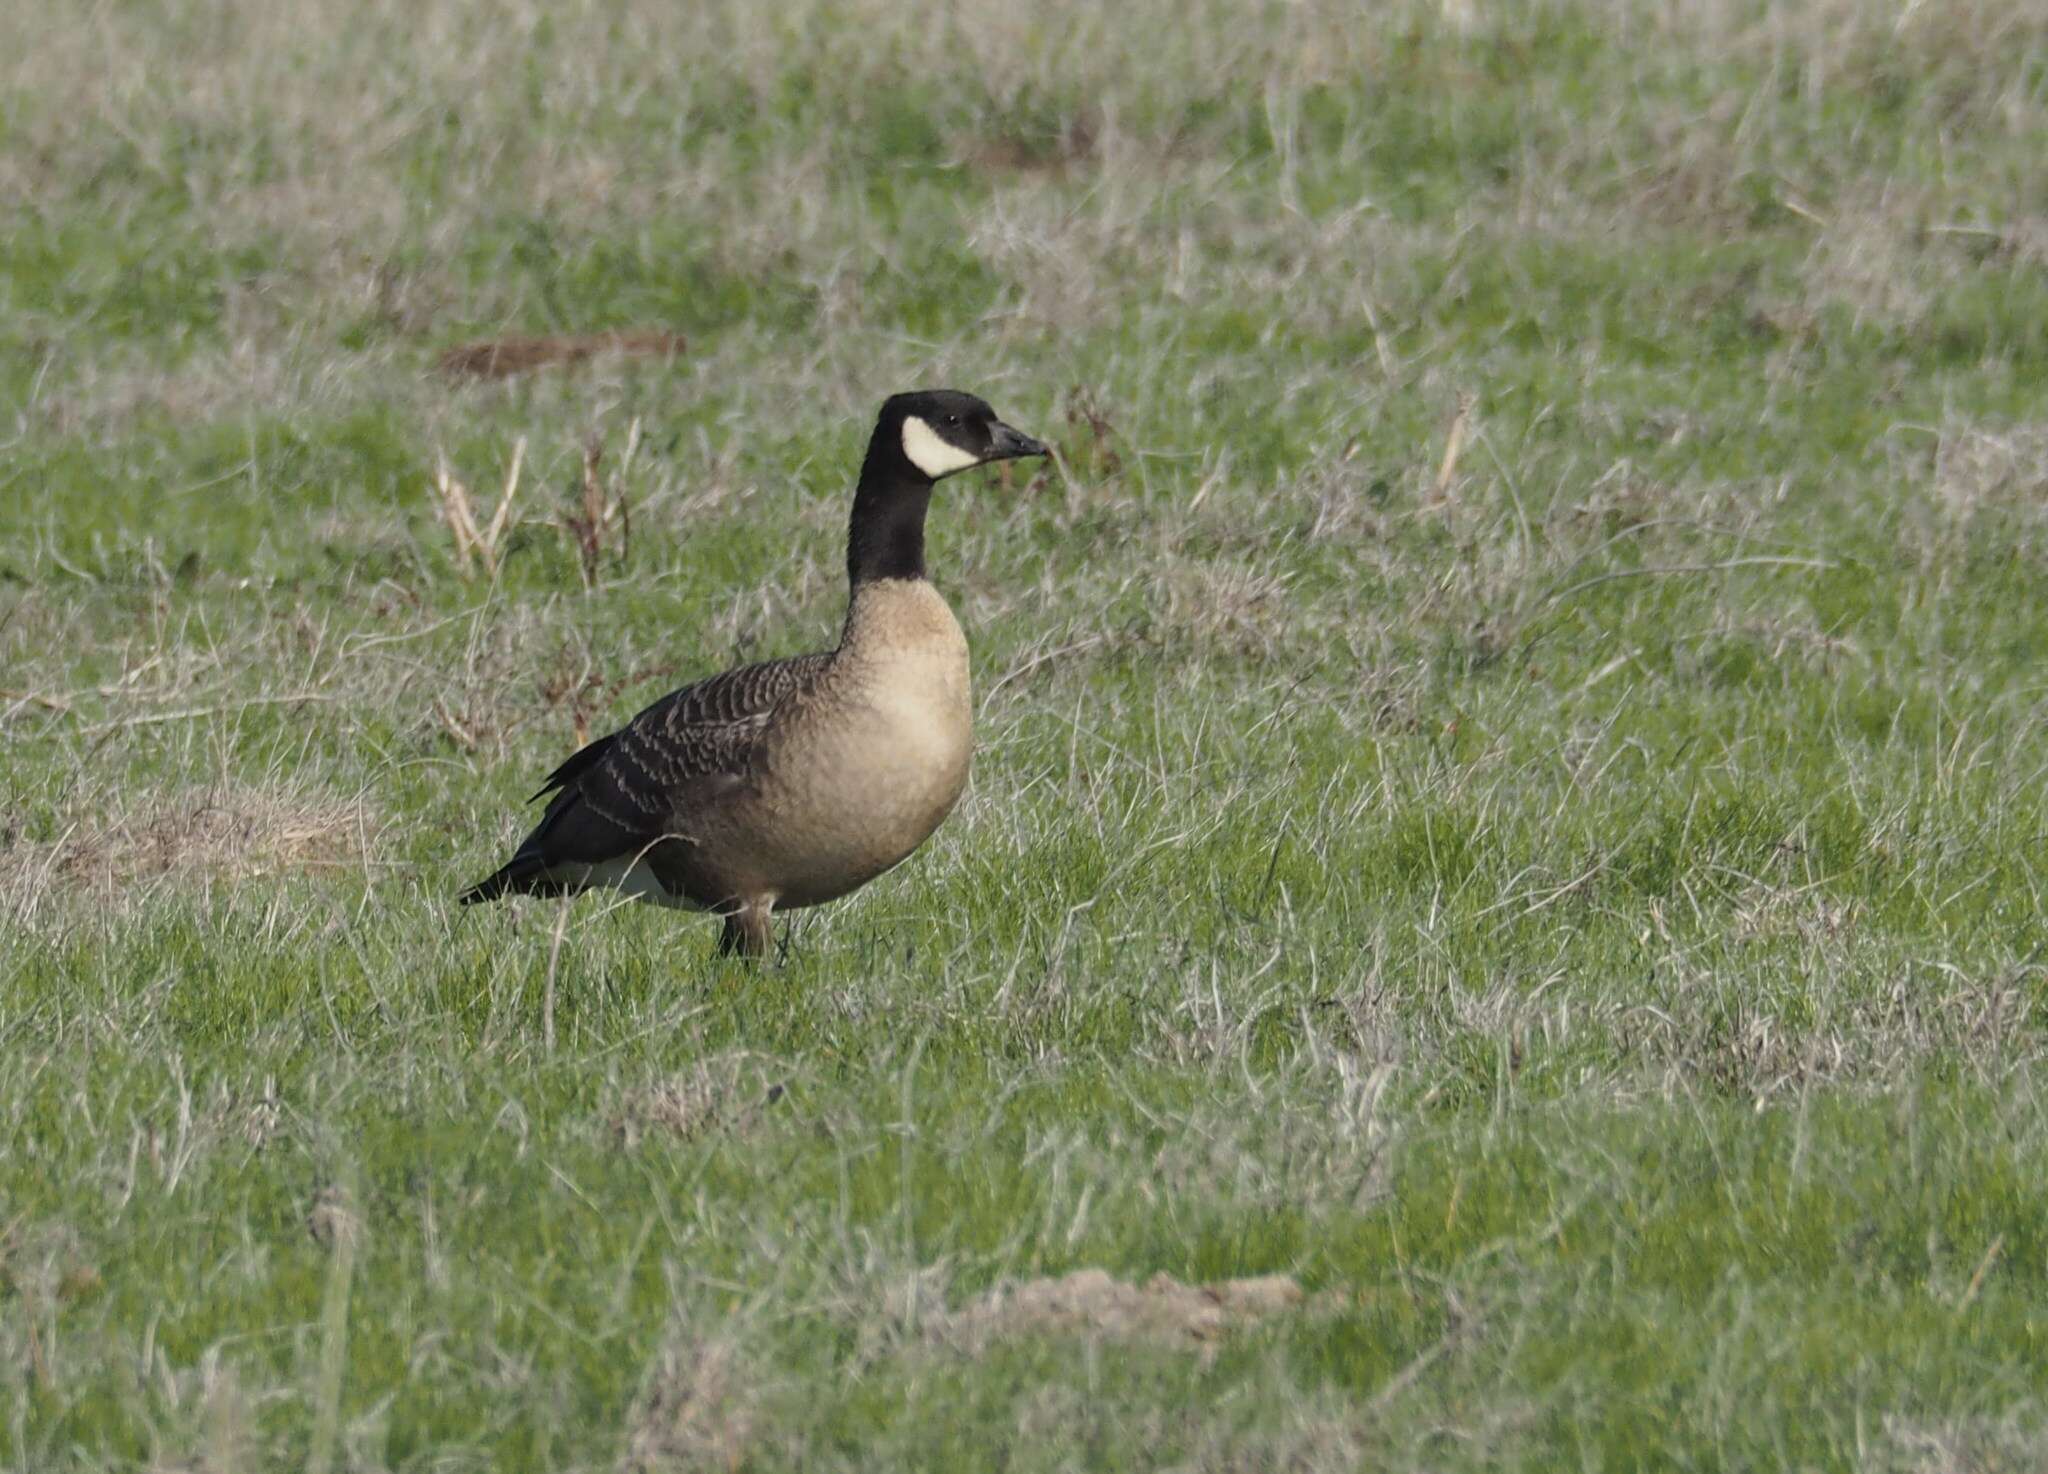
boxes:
[734,581,972,907]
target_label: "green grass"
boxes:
[5,0,2048,1467]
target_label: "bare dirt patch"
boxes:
[961,115,1100,176]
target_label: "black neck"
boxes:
[845,437,934,586]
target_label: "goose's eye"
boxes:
[945,414,960,427]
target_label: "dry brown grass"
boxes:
[1156,560,1298,659]
[1795,187,1948,331]
[930,1267,1304,1351]
[1928,423,2048,519]
[608,1052,790,1149]
[622,1328,762,1474]
[0,785,377,916]
[1883,1414,2048,1474]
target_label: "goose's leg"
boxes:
[717,900,775,960]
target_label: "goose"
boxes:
[460,389,1048,957]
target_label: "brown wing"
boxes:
[459,652,830,902]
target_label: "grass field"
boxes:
[5,0,2048,1466]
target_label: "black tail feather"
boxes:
[456,872,509,905]
[458,857,545,905]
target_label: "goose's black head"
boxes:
[849,389,1046,585]
[866,389,1047,486]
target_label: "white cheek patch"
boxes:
[900,415,981,479]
